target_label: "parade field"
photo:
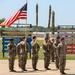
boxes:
[0,60,75,75]
[0,38,75,74]
[0,0,75,75]
[0,39,75,60]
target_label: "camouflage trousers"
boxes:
[44,53,50,68]
[32,54,38,69]
[8,55,15,71]
[18,53,28,70]
[59,57,66,73]
[55,55,59,69]
[50,50,54,62]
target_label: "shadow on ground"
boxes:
[15,70,47,73]
[66,74,75,75]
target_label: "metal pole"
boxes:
[26,0,28,2]
[3,52,5,58]
[26,0,28,24]
[17,20,20,28]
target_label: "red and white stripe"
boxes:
[17,11,27,19]
[0,10,27,27]
[0,3,27,27]
[7,11,20,27]
[2,17,11,25]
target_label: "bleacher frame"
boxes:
[57,25,75,54]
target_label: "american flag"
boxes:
[0,3,27,27]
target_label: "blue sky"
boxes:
[0,0,75,27]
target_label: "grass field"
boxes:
[0,39,75,60]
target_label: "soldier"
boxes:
[31,36,40,70]
[58,37,67,75]
[54,36,60,69]
[50,38,55,62]
[26,34,32,58]
[16,37,29,71]
[43,37,52,70]
[7,38,16,72]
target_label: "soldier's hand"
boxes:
[25,49,28,52]
[9,50,13,52]
[15,53,16,56]
[47,49,50,52]
[18,55,20,58]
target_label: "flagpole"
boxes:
[17,20,20,28]
[26,0,28,24]
[26,0,28,3]
[25,0,28,37]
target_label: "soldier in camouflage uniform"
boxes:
[54,36,60,69]
[16,37,29,71]
[7,38,16,72]
[43,37,52,70]
[31,36,40,70]
[50,38,55,62]
[58,37,67,75]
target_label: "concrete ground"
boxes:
[0,60,75,75]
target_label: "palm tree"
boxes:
[52,11,55,34]
[48,5,51,29]
[36,4,38,28]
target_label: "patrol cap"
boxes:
[56,36,60,39]
[45,33,50,38]
[28,34,31,36]
[10,38,14,41]
[33,36,36,39]
[61,37,65,41]
[21,37,26,41]
[52,38,55,41]
[45,37,48,40]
